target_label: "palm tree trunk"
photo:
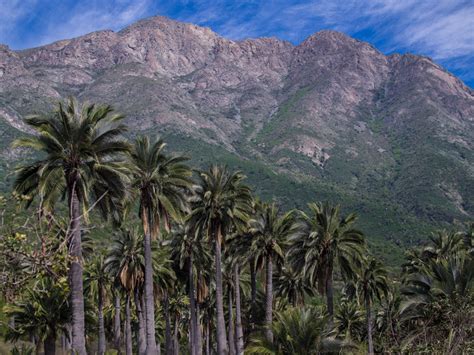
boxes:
[366,298,374,355]
[114,291,122,353]
[44,332,56,355]
[188,254,200,355]
[234,265,244,355]
[205,317,210,355]
[326,270,334,318]
[135,289,147,355]
[264,255,273,343]
[250,256,257,331]
[227,286,235,355]
[68,184,87,355]
[164,291,173,355]
[67,326,72,351]
[61,334,67,352]
[196,294,202,355]
[143,207,158,354]
[98,284,106,355]
[125,293,133,355]
[173,314,180,355]
[214,232,229,354]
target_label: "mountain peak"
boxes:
[0,14,472,243]
[301,29,357,45]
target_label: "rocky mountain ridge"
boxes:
[1,15,473,260]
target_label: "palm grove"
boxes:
[0,99,472,354]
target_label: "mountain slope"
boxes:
[1,15,473,264]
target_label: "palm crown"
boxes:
[129,135,193,237]
[289,202,365,316]
[13,98,129,218]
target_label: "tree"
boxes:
[355,258,389,355]
[289,202,365,317]
[170,222,211,355]
[84,255,110,355]
[151,241,176,355]
[334,299,365,342]
[275,266,313,307]
[421,230,463,261]
[247,307,350,354]
[4,277,71,355]
[226,231,252,355]
[129,136,192,354]
[401,254,474,353]
[249,202,297,343]
[105,228,145,355]
[13,98,129,354]
[189,165,252,354]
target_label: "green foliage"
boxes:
[1,98,472,354]
[247,306,351,354]
[3,277,71,343]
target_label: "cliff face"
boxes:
[1,15,473,246]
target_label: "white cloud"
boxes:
[0,0,38,40]
[37,0,152,46]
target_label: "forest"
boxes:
[0,98,473,354]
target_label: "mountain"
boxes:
[1,16,473,264]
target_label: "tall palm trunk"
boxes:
[227,286,235,355]
[366,298,374,355]
[250,257,257,332]
[44,332,56,355]
[326,268,334,318]
[214,230,228,354]
[98,283,106,355]
[205,314,210,355]
[68,184,87,355]
[234,265,244,355]
[125,293,133,355]
[264,255,273,343]
[195,290,202,355]
[114,291,122,353]
[143,207,158,354]
[173,314,180,355]
[188,254,201,355]
[164,291,173,355]
[135,289,146,355]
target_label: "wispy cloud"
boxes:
[165,0,473,84]
[0,0,472,85]
[0,0,154,48]
[37,0,153,46]
[0,0,38,39]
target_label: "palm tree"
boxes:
[226,231,252,355]
[13,98,129,354]
[4,277,71,355]
[129,136,192,354]
[151,241,176,355]
[188,165,252,354]
[227,198,259,334]
[289,202,365,317]
[105,228,145,355]
[401,254,473,353]
[84,254,110,355]
[275,266,313,307]
[246,307,350,354]
[170,222,211,355]
[249,202,297,343]
[421,230,463,260]
[375,292,402,350]
[334,299,365,342]
[355,258,389,355]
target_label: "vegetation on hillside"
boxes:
[0,99,473,354]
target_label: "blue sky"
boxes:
[1,0,473,87]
